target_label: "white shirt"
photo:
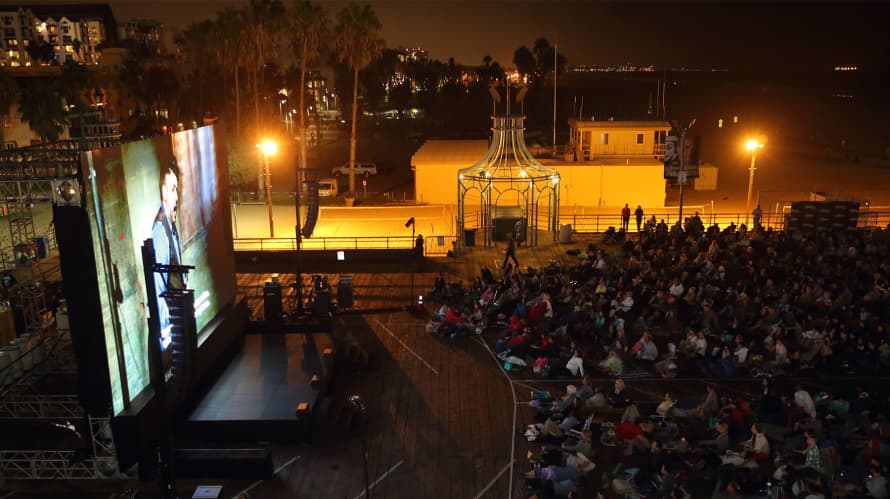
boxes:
[566,355,584,376]
[734,346,749,364]
[794,390,816,415]
[694,337,708,356]
[669,282,684,297]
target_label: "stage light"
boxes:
[405,217,415,228]
[52,179,81,206]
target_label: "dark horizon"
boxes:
[8,1,889,72]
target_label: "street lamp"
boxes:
[745,137,765,220]
[258,140,277,238]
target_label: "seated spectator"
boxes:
[741,423,770,462]
[598,350,623,376]
[632,331,659,361]
[566,349,585,377]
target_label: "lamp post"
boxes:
[745,138,765,222]
[258,140,277,238]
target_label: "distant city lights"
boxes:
[833,66,858,72]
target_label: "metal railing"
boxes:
[232,234,457,256]
[460,207,890,235]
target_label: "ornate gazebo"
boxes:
[457,114,560,247]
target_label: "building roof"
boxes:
[26,4,117,40]
[412,140,489,166]
[568,120,672,129]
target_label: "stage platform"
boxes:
[182,332,334,442]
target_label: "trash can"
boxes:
[558,224,573,243]
[464,228,477,247]
[34,236,51,258]
[337,276,353,308]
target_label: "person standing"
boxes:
[634,205,644,232]
[621,203,631,232]
[151,163,184,351]
[752,204,763,229]
[513,216,528,246]
[503,237,519,270]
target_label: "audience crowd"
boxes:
[429,219,890,498]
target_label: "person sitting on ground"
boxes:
[656,393,677,417]
[741,423,770,462]
[794,433,823,478]
[587,385,608,409]
[566,349,585,377]
[699,420,731,455]
[598,349,624,376]
[632,331,659,361]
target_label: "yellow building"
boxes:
[567,119,671,160]
[412,120,720,210]
[413,140,667,209]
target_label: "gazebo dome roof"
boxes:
[459,115,559,184]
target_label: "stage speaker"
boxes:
[337,276,353,308]
[302,180,319,238]
[314,289,331,316]
[263,280,282,322]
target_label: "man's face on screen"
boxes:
[162,171,179,222]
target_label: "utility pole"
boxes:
[677,119,696,224]
[552,43,558,157]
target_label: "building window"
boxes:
[5,141,17,150]
[600,133,608,145]
[4,28,13,38]
[636,133,644,145]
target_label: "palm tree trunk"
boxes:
[254,68,263,199]
[234,67,241,134]
[349,65,358,195]
[298,38,307,188]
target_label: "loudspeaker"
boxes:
[263,280,282,322]
[302,180,319,238]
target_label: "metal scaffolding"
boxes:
[0,416,120,480]
[0,135,123,481]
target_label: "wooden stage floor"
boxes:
[225,239,597,498]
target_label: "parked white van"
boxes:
[303,178,338,197]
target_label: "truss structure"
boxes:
[0,394,82,419]
[0,416,120,480]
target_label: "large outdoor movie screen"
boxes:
[84,126,235,415]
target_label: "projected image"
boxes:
[85,126,235,414]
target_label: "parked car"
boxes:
[302,178,338,197]
[331,162,377,176]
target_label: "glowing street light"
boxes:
[257,140,277,237]
[745,136,765,220]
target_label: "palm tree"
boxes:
[216,7,245,134]
[17,78,66,143]
[59,60,96,111]
[243,0,285,197]
[334,2,384,197]
[288,0,329,186]
[0,69,18,145]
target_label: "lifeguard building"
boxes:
[413,119,715,210]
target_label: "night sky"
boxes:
[13,0,890,71]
